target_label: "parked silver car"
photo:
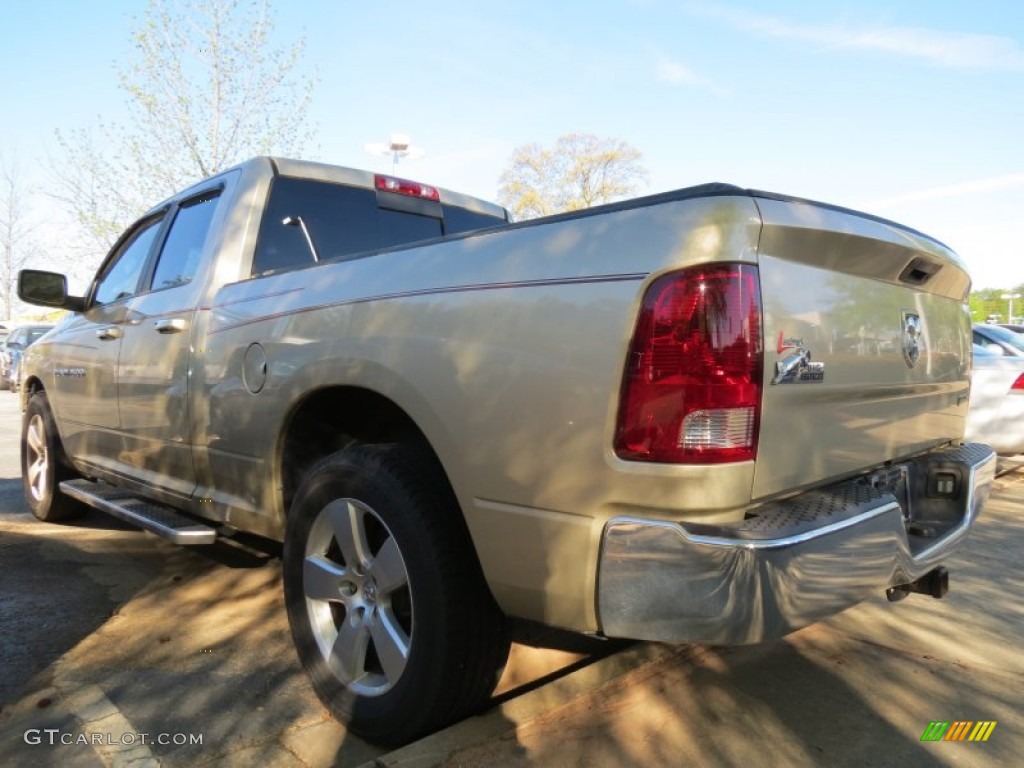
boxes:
[0,324,54,392]
[973,323,1024,357]
[966,344,1024,455]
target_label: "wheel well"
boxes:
[23,376,44,398]
[278,387,500,618]
[279,387,443,515]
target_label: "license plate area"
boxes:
[864,463,913,522]
[864,454,974,552]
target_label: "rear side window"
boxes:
[252,177,505,276]
[149,192,221,291]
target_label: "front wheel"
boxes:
[22,392,86,522]
[283,444,509,746]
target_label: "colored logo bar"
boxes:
[920,721,997,742]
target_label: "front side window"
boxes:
[150,192,221,291]
[94,217,164,306]
[974,328,1024,356]
[984,325,1024,355]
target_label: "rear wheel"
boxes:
[283,443,509,746]
[22,392,86,522]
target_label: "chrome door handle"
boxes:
[95,327,123,341]
[154,318,188,334]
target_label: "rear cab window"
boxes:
[252,176,507,276]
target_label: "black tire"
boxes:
[283,443,509,746]
[22,392,86,522]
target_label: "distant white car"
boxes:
[966,344,1024,455]
[973,323,1024,357]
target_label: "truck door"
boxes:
[116,189,223,498]
[48,216,166,470]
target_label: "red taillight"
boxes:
[614,264,763,464]
[1012,373,1024,391]
[374,174,440,201]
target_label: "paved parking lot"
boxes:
[0,390,1021,767]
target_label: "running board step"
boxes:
[60,479,217,545]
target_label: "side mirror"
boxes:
[18,270,85,311]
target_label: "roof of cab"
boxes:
[156,156,507,220]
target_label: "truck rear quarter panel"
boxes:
[202,194,762,630]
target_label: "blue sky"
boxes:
[3,0,1023,290]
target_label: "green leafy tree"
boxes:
[51,0,316,258]
[969,287,1024,324]
[498,133,648,220]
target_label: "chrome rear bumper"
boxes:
[597,443,996,645]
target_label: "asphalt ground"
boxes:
[0,392,617,767]
[0,388,1021,767]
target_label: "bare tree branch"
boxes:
[49,0,317,258]
[0,158,44,319]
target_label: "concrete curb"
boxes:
[357,642,693,768]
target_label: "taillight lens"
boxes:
[374,174,441,201]
[614,264,763,464]
[1011,373,1024,392]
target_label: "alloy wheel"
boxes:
[25,414,49,502]
[303,498,414,696]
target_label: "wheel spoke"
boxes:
[27,420,44,455]
[370,610,410,684]
[27,461,41,490]
[371,536,408,595]
[300,485,418,697]
[329,613,371,683]
[303,555,347,602]
[328,500,372,569]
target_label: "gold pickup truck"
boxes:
[18,157,995,745]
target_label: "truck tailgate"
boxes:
[752,195,973,501]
